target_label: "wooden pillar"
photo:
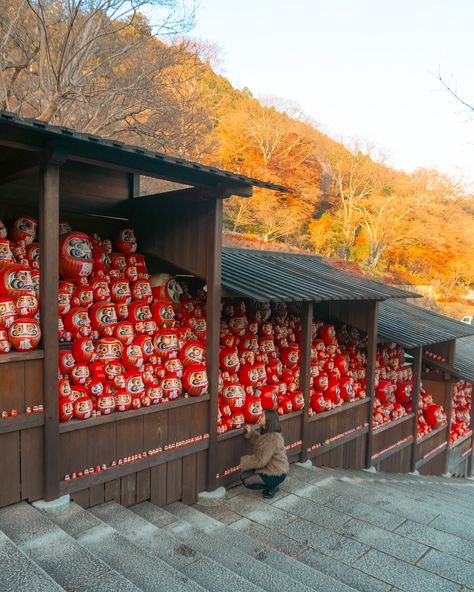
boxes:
[299,302,313,462]
[128,173,140,199]
[365,301,379,469]
[206,199,223,491]
[39,162,60,501]
[409,346,423,472]
[443,379,455,475]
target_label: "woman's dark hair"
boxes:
[262,408,282,434]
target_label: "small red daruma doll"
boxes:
[59,398,74,422]
[59,220,72,236]
[0,240,14,268]
[164,357,183,378]
[259,385,278,410]
[290,390,305,411]
[243,396,263,424]
[221,383,246,410]
[73,396,93,420]
[114,321,135,345]
[71,286,94,309]
[10,216,37,245]
[0,329,11,353]
[128,301,152,334]
[153,328,179,360]
[228,314,247,337]
[131,279,153,304]
[124,370,146,397]
[147,386,163,405]
[110,280,132,305]
[115,390,132,412]
[122,343,144,370]
[26,243,40,269]
[59,350,76,376]
[133,334,154,360]
[0,265,35,299]
[183,363,208,396]
[72,337,96,364]
[90,301,117,337]
[58,378,72,400]
[58,289,71,316]
[8,317,41,351]
[161,374,183,400]
[151,300,175,327]
[280,344,300,369]
[63,308,91,339]
[59,232,93,280]
[151,274,183,307]
[219,346,240,375]
[180,340,205,367]
[96,337,123,363]
[70,364,90,385]
[90,277,111,302]
[115,228,137,255]
[88,377,105,399]
[16,294,38,318]
[0,297,16,328]
[96,393,116,415]
[92,245,111,273]
[424,404,447,429]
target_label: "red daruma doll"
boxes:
[0,297,16,328]
[8,318,41,351]
[10,216,37,245]
[59,232,93,280]
[115,228,137,255]
[183,363,208,396]
[0,265,35,299]
[90,301,117,337]
[63,308,91,339]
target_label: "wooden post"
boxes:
[128,173,140,199]
[206,199,223,491]
[443,379,455,475]
[409,346,422,472]
[468,388,474,478]
[39,162,60,500]
[299,302,313,462]
[365,301,379,469]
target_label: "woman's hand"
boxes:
[244,424,252,433]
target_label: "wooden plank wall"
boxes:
[313,435,367,470]
[61,400,209,508]
[0,359,44,506]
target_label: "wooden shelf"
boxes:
[449,431,473,450]
[0,413,44,434]
[415,423,447,444]
[309,398,369,423]
[0,350,44,364]
[308,426,369,459]
[217,410,304,443]
[59,438,209,495]
[416,442,448,469]
[59,394,210,433]
[372,435,413,464]
[373,413,414,435]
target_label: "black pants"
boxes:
[240,470,286,492]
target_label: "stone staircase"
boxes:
[0,465,473,591]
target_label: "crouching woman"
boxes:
[240,408,289,499]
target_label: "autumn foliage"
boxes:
[1,3,473,303]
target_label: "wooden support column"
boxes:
[468,386,474,478]
[128,173,140,199]
[299,302,313,462]
[206,199,223,491]
[365,301,379,469]
[40,162,60,501]
[443,379,455,475]
[409,346,423,472]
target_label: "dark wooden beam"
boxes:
[39,162,60,501]
[206,199,223,491]
[0,154,41,186]
[365,301,379,469]
[299,301,313,462]
[128,173,140,199]
[410,346,423,472]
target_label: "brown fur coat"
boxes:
[240,429,289,476]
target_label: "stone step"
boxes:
[40,500,206,592]
[0,502,140,592]
[167,501,382,592]
[92,500,266,592]
[133,501,320,592]
[0,531,64,592]
[185,496,399,592]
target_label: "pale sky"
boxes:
[187,0,474,185]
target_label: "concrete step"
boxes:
[134,501,320,592]
[0,502,141,592]
[92,500,266,592]
[166,501,377,592]
[40,500,206,592]
[0,531,64,592]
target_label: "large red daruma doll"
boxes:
[180,340,205,367]
[244,396,263,424]
[183,363,208,396]
[10,216,37,245]
[222,383,246,411]
[63,308,91,339]
[59,232,93,280]
[8,317,41,351]
[153,328,179,360]
[0,265,35,299]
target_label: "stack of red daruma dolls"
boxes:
[57,223,209,422]
[0,216,41,353]
[450,380,472,445]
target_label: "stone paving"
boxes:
[0,465,472,591]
